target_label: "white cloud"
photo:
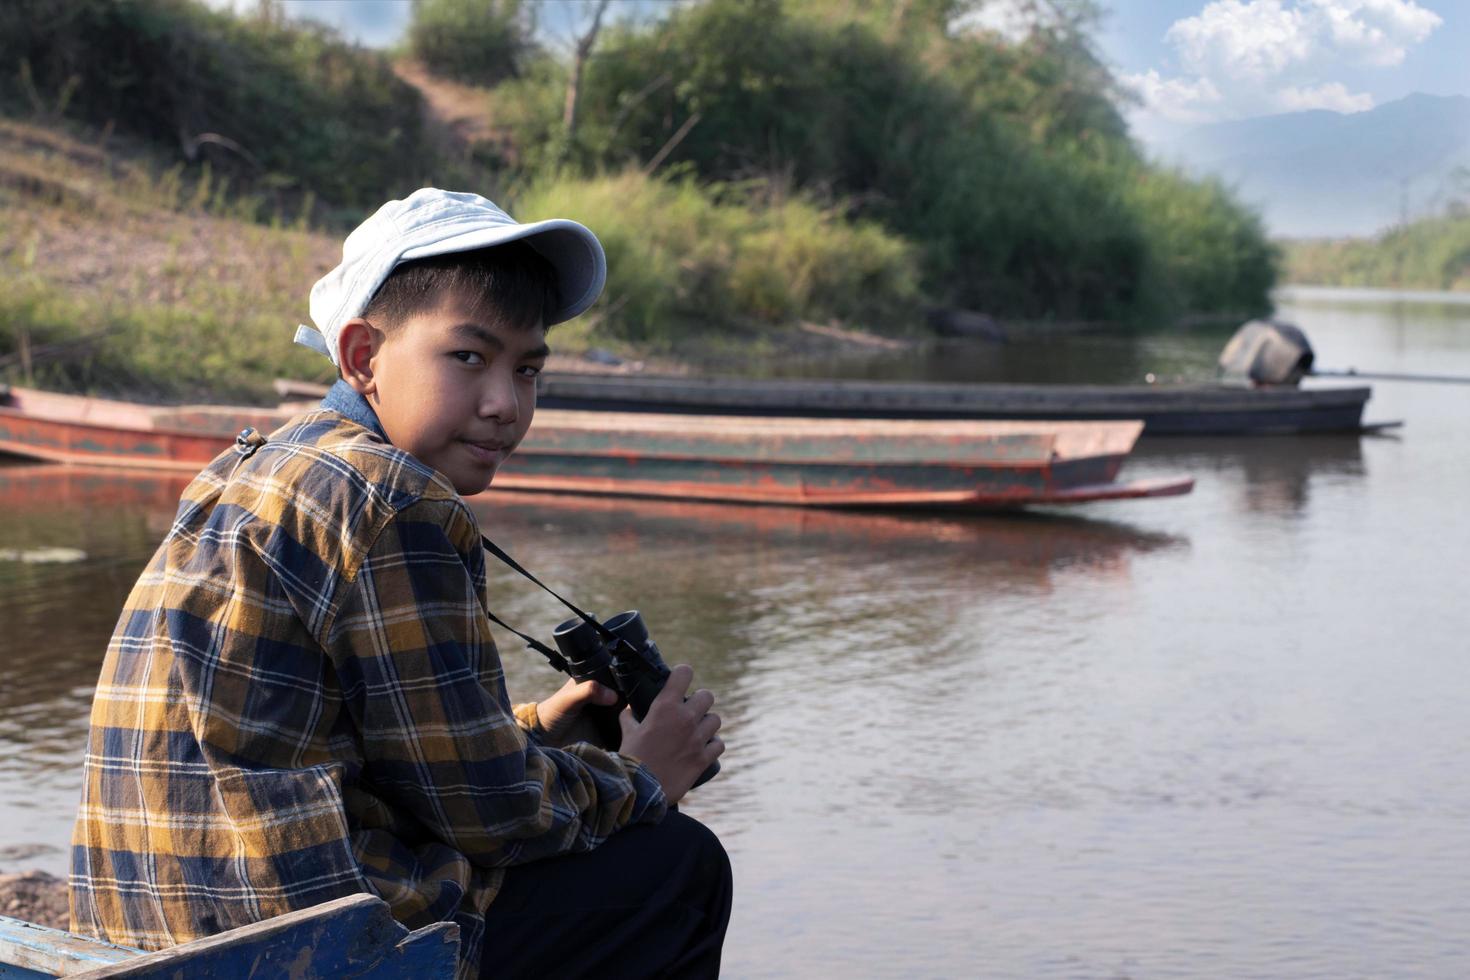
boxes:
[1168,0,1314,82]
[1130,0,1442,129]
[1311,0,1443,65]
[1123,70,1225,124]
[1275,80,1376,111]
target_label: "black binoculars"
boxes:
[553,610,720,789]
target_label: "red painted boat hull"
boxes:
[0,387,1192,509]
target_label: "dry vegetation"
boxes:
[1281,214,1470,292]
[0,117,697,400]
[0,117,340,401]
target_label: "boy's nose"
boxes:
[478,375,519,423]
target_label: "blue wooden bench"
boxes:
[0,894,457,978]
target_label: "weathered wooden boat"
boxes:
[496,409,1193,506]
[534,320,1397,435]
[0,893,456,978]
[534,372,1378,435]
[0,386,1192,509]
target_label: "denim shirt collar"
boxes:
[320,379,388,442]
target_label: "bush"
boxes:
[0,0,1283,351]
[482,55,571,176]
[512,171,920,343]
[406,0,534,87]
[0,280,332,402]
[1282,214,1470,291]
[0,0,429,212]
[508,0,1277,323]
[728,201,919,324]
[1126,166,1278,317]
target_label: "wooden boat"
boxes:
[495,409,1192,506]
[0,893,456,977]
[533,372,1378,435]
[0,386,1192,509]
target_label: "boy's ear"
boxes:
[337,318,382,395]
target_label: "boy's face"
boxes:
[360,296,548,496]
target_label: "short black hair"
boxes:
[360,239,562,333]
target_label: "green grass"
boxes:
[0,0,432,214]
[0,118,338,401]
[1281,213,1470,292]
[0,119,917,397]
[512,170,922,346]
[0,279,333,402]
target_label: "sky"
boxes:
[1095,0,1467,144]
[224,0,1466,147]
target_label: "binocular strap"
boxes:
[481,605,569,674]
[480,534,637,670]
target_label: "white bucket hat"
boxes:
[295,188,607,364]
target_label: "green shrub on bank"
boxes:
[515,0,1276,323]
[1282,214,1470,291]
[406,0,534,87]
[1126,165,1278,317]
[728,198,918,325]
[0,0,429,213]
[0,280,332,403]
[0,152,918,396]
[0,0,1283,378]
[483,57,572,175]
[0,135,337,402]
[513,171,920,343]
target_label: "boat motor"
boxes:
[1218,319,1314,386]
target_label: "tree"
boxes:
[407,0,534,86]
[560,0,611,165]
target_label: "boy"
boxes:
[70,189,731,978]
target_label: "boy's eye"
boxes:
[452,351,485,365]
[517,363,544,379]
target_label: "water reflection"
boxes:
[0,463,1185,874]
[469,490,1186,724]
[694,325,1235,385]
[1135,432,1370,515]
[472,492,1187,587]
[0,464,193,869]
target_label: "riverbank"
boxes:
[2,0,1278,333]
[0,115,932,402]
[0,871,67,929]
[1280,212,1470,294]
[1,106,1269,405]
[0,116,335,402]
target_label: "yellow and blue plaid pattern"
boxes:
[69,409,666,978]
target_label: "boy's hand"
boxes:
[536,677,620,748]
[618,664,724,805]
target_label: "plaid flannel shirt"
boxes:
[70,390,667,978]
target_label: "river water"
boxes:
[1,287,1466,976]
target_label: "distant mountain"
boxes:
[1154,93,1470,239]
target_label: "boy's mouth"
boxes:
[459,437,507,464]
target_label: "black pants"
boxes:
[479,811,732,979]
